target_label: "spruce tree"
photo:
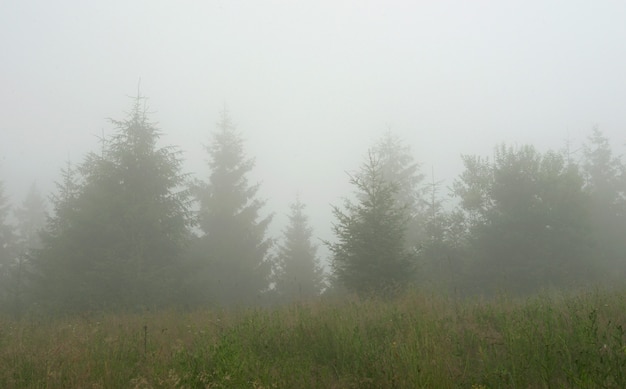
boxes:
[0,179,17,313]
[14,183,47,251]
[36,95,192,313]
[416,170,468,291]
[7,183,47,318]
[103,95,192,308]
[372,132,426,250]
[190,108,273,306]
[44,159,80,238]
[582,127,626,281]
[273,197,324,302]
[453,144,593,294]
[327,152,417,297]
[0,180,15,266]
[35,159,81,311]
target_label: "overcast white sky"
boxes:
[2,1,626,256]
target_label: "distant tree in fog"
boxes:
[415,170,468,292]
[453,144,593,294]
[14,183,47,251]
[188,108,273,306]
[43,159,81,237]
[35,159,80,311]
[372,131,426,250]
[4,183,47,318]
[273,197,324,302]
[582,127,626,282]
[327,151,417,297]
[35,95,192,313]
[0,178,17,314]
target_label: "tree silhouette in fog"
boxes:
[0,178,17,315]
[453,144,593,294]
[373,131,426,251]
[327,151,417,297]
[273,196,324,302]
[6,183,47,318]
[188,108,273,306]
[582,127,626,282]
[36,95,192,312]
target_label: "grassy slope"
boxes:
[2,289,626,388]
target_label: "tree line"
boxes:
[0,95,624,316]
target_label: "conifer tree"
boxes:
[582,127,626,281]
[0,180,15,264]
[374,132,425,212]
[190,109,273,306]
[36,95,191,313]
[327,152,417,297]
[0,179,17,313]
[7,183,47,318]
[45,159,81,239]
[15,183,47,251]
[373,131,426,250]
[35,159,84,312]
[273,197,324,302]
[416,169,468,291]
[453,144,592,294]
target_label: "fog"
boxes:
[2,1,626,265]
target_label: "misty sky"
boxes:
[2,1,626,254]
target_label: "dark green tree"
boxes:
[6,183,47,318]
[416,169,468,292]
[273,197,324,302]
[453,144,593,295]
[35,159,81,312]
[44,159,81,238]
[372,131,426,250]
[189,109,273,306]
[15,183,47,251]
[36,95,192,313]
[327,151,417,297]
[0,179,17,314]
[582,127,626,282]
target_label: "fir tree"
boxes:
[14,183,47,251]
[372,131,426,251]
[189,108,273,306]
[327,152,417,297]
[0,179,17,313]
[582,127,626,281]
[36,95,192,313]
[273,197,324,302]
[453,144,593,294]
[7,183,47,318]
[35,159,81,312]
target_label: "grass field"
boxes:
[2,288,626,388]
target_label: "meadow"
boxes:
[2,288,626,388]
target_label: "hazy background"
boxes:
[2,0,625,254]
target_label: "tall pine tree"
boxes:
[35,159,81,312]
[327,151,417,297]
[189,108,273,306]
[0,178,17,314]
[373,131,426,251]
[15,183,47,252]
[36,94,192,313]
[416,169,468,292]
[6,183,47,318]
[453,144,593,295]
[582,127,626,282]
[273,197,324,302]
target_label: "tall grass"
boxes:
[1,288,626,388]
